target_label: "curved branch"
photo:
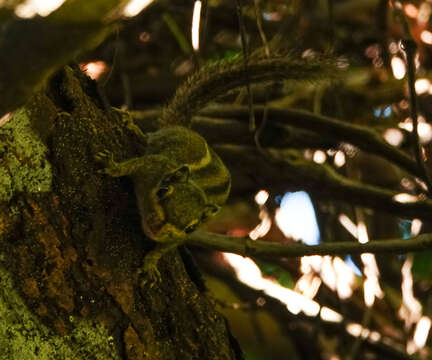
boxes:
[200,105,421,178]
[188,230,432,258]
[216,145,432,219]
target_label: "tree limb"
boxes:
[0,0,125,118]
[200,105,422,178]
[217,144,432,219]
[188,230,432,258]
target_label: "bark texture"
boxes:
[0,66,242,360]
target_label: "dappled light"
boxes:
[15,0,65,18]
[4,0,432,358]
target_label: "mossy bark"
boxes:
[0,67,242,360]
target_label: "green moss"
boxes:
[0,259,120,360]
[0,108,52,202]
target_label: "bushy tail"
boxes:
[159,53,340,128]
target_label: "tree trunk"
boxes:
[0,66,242,360]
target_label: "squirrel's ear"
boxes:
[162,165,190,185]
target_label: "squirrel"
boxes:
[96,120,230,285]
[96,54,337,285]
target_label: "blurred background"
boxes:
[23,0,432,358]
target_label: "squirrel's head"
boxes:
[136,165,220,242]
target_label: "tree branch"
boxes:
[132,110,340,149]
[188,230,432,258]
[200,105,422,178]
[217,144,432,219]
[0,0,124,118]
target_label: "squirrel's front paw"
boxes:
[138,254,162,288]
[95,150,120,176]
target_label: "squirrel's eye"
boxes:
[184,223,199,234]
[156,186,172,199]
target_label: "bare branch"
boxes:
[201,105,421,178]
[188,230,432,258]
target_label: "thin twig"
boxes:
[188,230,432,259]
[235,0,255,131]
[253,0,270,58]
[401,38,432,195]
[216,144,432,219]
[162,12,193,55]
[252,0,270,156]
[200,105,422,178]
[390,0,432,195]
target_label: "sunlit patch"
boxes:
[421,30,432,45]
[398,117,432,143]
[418,2,432,23]
[399,256,422,329]
[361,253,384,307]
[411,219,422,236]
[393,1,403,9]
[277,193,357,301]
[415,78,431,94]
[249,208,271,240]
[0,112,13,128]
[418,123,432,143]
[346,323,362,337]
[294,272,322,299]
[334,151,346,167]
[383,128,404,146]
[338,214,358,238]
[399,255,430,354]
[320,307,343,322]
[313,150,326,164]
[80,61,108,80]
[404,3,418,18]
[391,56,406,79]
[320,256,337,291]
[223,253,322,316]
[255,190,269,206]
[357,221,369,244]
[333,257,355,299]
[398,118,413,132]
[369,331,381,342]
[249,190,271,240]
[340,212,383,306]
[15,0,66,18]
[414,316,431,348]
[191,0,202,51]
[300,255,323,274]
[123,0,154,17]
[346,322,383,342]
[393,193,420,203]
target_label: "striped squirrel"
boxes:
[97,54,337,285]
[97,116,230,285]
